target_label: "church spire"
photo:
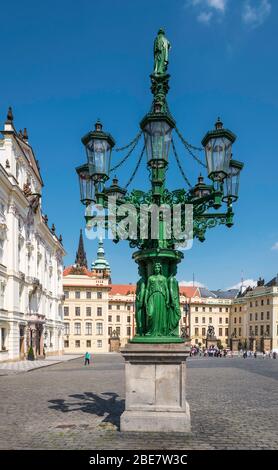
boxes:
[75,229,87,268]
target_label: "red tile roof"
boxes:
[179,286,200,298]
[109,284,199,298]
[63,265,94,277]
[109,284,136,295]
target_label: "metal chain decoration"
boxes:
[171,139,192,188]
[174,126,206,168]
[110,132,142,173]
[114,130,142,152]
[125,144,146,188]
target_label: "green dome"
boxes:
[91,239,110,270]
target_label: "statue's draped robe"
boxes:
[154,35,170,75]
[146,274,169,336]
[168,276,181,336]
[135,277,146,335]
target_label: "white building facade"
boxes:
[0,108,65,362]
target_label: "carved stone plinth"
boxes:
[110,337,121,353]
[231,338,239,352]
[206,337,217,349]
[120,342,191,433]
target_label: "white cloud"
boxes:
[188,0,227,11]
[180,280,206,287]
[197,11,213,24]
[186,0,228,24]
[271,242,278,251]
[207,0,227,11]
[227,279,257,290]
[242,0,271,28]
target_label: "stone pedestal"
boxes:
[231,338,239,352]
[206,337,217,349]
[110,337,121,353]
[120,342,191,433]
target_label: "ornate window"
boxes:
[75,307,80,316]
[0,279,6,309]
[0,239,4,265]
[97,307,102,316]
[85,323,92,335]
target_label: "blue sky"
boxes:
[0,0,277,289]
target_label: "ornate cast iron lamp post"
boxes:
[76,30,244,344]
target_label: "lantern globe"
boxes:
[222,159,244,203]
[81,120,115,181]
[105,176,127,201]
[140,109,175,167]
[76,163,95,206]
[202,118,236,182]
[191,174,212,199]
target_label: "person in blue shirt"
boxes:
[84,351,91,365]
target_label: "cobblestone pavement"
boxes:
[0,355,277,450]
[0,354,83,374]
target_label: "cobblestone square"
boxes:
[0,355,277,450]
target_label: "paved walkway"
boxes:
[0,354,82,374]
[0,355,277,449]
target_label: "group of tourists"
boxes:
[190,346,226,357]
[242,350,277,359]
[190,345,277,359]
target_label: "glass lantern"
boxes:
[81,120,115,181]
[140,110,175,167]
[223,159,244,202]
[76,163,95,205]
[202,118,236,182]
[105,176,127,201]
[191,175,212,199]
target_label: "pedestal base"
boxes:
[120,342,191,433]
[206,337,217,348]
[231,338,239,352]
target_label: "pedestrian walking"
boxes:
[84,351,91,365]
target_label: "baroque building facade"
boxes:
[0,108,65,362]
[63,233,111,353]
[63,234,278,354]
[63,233,237,353]
[230,276,278,351]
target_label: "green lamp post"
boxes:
[76,30,244,344]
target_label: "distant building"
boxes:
[230,276,278,351]
[63,232,111,353]
[181,287,234,348]
[0,108,65,362]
